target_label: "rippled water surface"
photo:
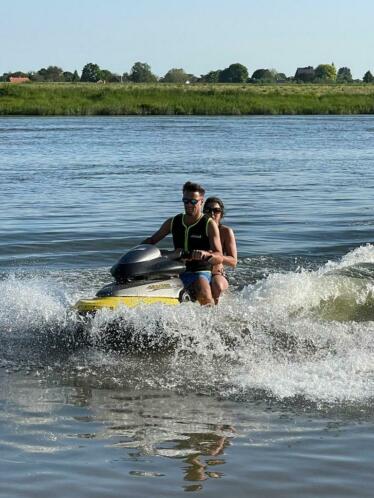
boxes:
[1,116,374,497]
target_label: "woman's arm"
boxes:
[205,219,223,265]
[221,227,237,267]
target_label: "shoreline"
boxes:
[1,82,374,116]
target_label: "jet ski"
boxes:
[74,244,191,314]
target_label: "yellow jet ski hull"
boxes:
[75,295,180,313]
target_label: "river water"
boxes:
[1,116,374,497]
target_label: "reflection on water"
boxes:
[2,368,374,497]
[1,370,237,493]
[178,430,231,491]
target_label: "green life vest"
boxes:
[171,213,211,272]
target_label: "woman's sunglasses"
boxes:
[182,197,200,205]
[204,207,222,214]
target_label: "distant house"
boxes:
[294,66,315,83]
[9,76,30,84]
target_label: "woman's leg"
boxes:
[211,275,228,304]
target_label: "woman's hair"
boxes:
[204,196,225,217]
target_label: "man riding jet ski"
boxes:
[74,181,223,313]
[142,181,223,306]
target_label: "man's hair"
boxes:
[204,196,225,217]
[182,181,205,196]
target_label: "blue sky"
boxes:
[0,0,373,79]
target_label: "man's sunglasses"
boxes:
[182,197,200,205]
[204,207,222,214]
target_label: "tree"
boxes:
[219,63,248,83]
[36,67,48,81]
[162,68,189,83]
[8,71,28,79]
[81,63,101,82]
[122,72,130,82]
[108,73,122,83]
[275,72,288,82]
[200,70,222,83]
[363,70,374,83]
[28,71,42,82]
[34,66,63,81]
[62,71,74,82]
[72,70,80,82]
[98,69,112,82]
[251,68,275,83]
[129,62,157,83]
[336,67,353,83]
[96,69,120,83]
[11,71,28,77]
[314,64,337,82]
[46,66,63,81]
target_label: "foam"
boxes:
[1,245,374,404]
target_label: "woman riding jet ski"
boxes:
[74,245,191,314]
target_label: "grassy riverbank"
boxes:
[1,83,374,115]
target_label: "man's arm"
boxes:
[142,218,173,245]
[189,219,223,264]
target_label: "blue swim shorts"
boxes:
[179,271,212,288]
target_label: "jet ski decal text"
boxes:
[147,283,173,291]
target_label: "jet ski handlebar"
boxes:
[163,249,214,261]
[160,248,192,260]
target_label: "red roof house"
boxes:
[9,77,31,84]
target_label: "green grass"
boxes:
[1,82,374,115]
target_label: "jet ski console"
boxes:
[110,244,186,283]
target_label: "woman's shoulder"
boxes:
[220,224,235,238]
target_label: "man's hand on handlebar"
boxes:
[187,250,212,261]
[165,249,213,262]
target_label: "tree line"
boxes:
[2,61,374,84]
